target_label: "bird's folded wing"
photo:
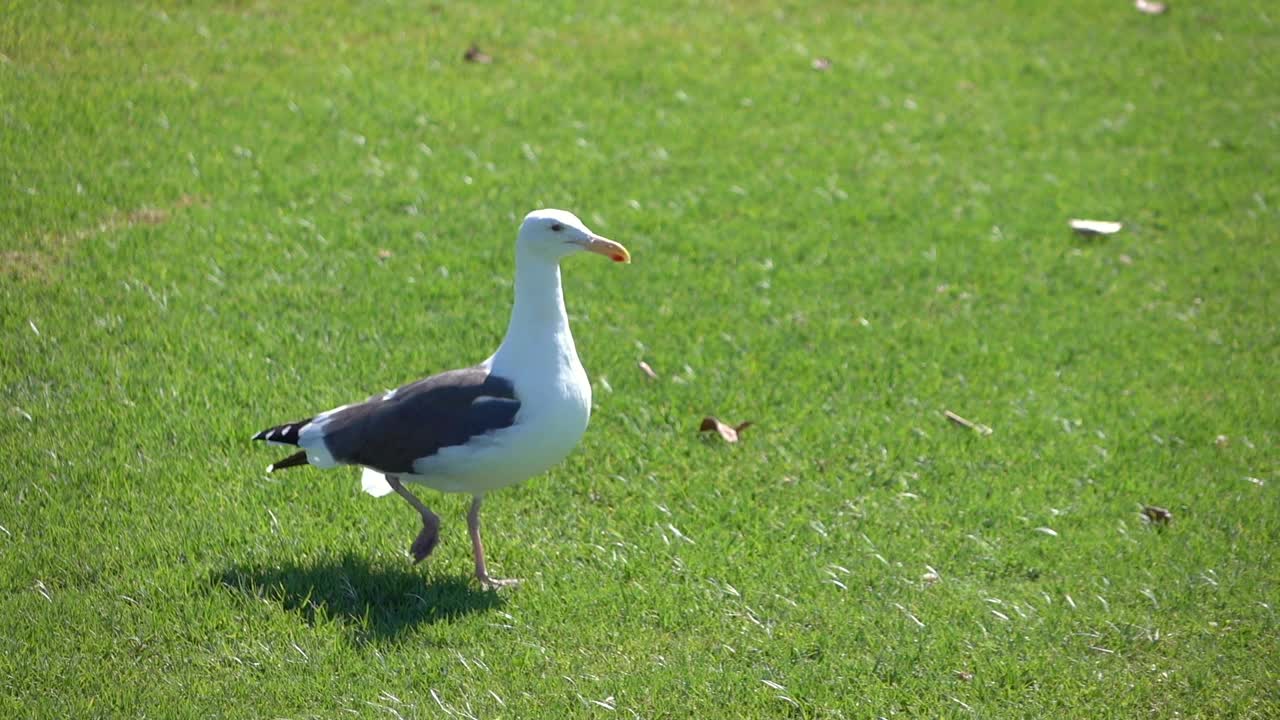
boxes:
[306,367,521,477]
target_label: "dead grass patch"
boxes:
[3,194,203,283]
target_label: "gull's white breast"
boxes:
[407,360,591,494]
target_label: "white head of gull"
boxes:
[253,209,630,588]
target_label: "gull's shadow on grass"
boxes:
[215,553,503,642]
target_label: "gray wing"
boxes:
[317,367,520,474]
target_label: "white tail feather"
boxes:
[361,467,394,497]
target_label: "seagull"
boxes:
[252,209,630,588]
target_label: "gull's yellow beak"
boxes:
[579,234,631,264]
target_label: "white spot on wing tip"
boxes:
[266,463,276,473]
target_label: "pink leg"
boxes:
[468,495,518,589]
[388,475,440,563]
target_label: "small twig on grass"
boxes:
[944,410,993,436]
[1069,218,1123,237]
[637,360,658,380]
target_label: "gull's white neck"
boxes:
[489,247,581,379]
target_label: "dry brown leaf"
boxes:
[1135,0,1168,15]
[637,360,658,380]
[464,43,493,64]
[1142,505,1173,525]
[699,416,753,443]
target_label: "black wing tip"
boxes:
[267,450,309,473]
[252,418,313,445]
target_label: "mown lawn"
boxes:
[2,1,1277,717]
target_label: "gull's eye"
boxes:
[550,222,565,232]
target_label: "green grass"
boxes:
[3,0,1278,716]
